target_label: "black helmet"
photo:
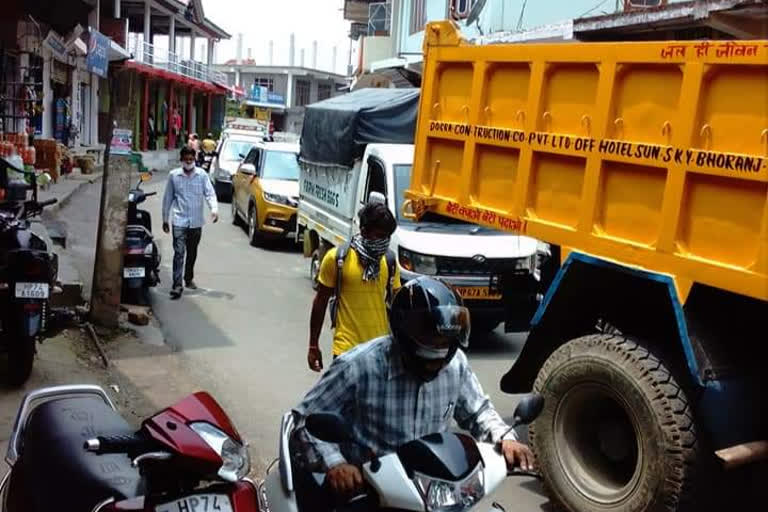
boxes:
[389,277,470,381]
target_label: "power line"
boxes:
[516,0,528,31]
[579,0,611,18]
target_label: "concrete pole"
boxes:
[286,73,293,108]
[289,33,295,67]
[114,0,120,18]
[236,33,243,64]
[143,0,151,51]
[169,15,176,54]
[268,40,274,65]
[207,39,214,65]
[190,32,196,61]
[332,46,337,74]
[312,40,317,69]
[247,47,252,61]
[300,48,305,68]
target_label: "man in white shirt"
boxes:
[162,147,219,299]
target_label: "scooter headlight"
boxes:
[190,422,250,482]
[413,463,484,511]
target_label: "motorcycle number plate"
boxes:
[123,267,146,278]
[14,282,49,299]
[155,494,233,512]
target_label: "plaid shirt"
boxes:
[162,167,218,228]
[293,336,516,471]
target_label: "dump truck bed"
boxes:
[405,21,768,302]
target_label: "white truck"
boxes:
[297,89,551,334]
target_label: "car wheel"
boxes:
[231,197,242,227]
[248,206,261,247]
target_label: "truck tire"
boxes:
[310,248,323,290]
[5,336,35,386]
[530,334,698,512]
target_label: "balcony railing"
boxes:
[127,40,228,86]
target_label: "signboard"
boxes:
[110,129,133,155]
[267,92,285,105]
[86,30,110,78]
[44,30,67,62]
[255,108,271,122]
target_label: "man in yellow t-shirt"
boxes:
[201,133,217,154]
[307,200,400,371]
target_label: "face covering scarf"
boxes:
[350,234,390,282]
[183,162,195,172]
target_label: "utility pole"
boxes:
[91,70,135,327]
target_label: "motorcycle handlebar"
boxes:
[144,191,157,197]
[84,433,150,455]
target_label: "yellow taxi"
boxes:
[231,142,300,246]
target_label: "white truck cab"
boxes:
[298,143,549,334]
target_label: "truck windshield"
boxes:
[263,151,300,181]
[221,140,255,161]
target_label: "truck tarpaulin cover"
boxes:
[300,88,419,167]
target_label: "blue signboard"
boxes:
[267,92,285,104]
[86,30,109,78]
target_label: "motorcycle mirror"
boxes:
[306,413,354,444]
[140,172,153,182]
[512,393,544,426]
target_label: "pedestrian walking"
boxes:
[162,147,219,299]
[307,197,400,371]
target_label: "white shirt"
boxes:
[162,167,218,228]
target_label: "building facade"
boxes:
[215,61,347,134]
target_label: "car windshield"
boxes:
[221,140,255,161]
[262,150,300,181]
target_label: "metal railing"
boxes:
[127,40,228,86]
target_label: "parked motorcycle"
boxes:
[259,393,544,512]
[0,156,59,385]
[0,384,260,511]
[122,172,161,305]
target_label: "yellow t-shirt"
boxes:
[319,247,401,356]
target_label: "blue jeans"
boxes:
[172,226,202,288]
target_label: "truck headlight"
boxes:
[399,247,437,275]
[264,191,292,206]
[190,422,250,482]
[413,463,485,511]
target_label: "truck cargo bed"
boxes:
[406,21,768,302]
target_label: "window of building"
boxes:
[253,77,274,92]
[295,79,311,107]
[451,0,478,19]
[410,0,426,34]
[317,83,332,101]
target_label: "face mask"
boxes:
[182,162,195,172]
[360,236,390,259]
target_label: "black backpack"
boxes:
[329,242,396,328]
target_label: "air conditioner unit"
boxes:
[624,0,667,10]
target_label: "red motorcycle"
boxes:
[0,385,260,512]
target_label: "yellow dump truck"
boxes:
[405,21,768,512]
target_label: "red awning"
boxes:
[119,60,224,94]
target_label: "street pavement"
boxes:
[68,171,551,509]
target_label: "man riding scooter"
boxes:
[290,277,535,507]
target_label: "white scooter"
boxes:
[257,393,544,512]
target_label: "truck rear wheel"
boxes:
[531,334,699,512]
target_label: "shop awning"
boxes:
[119,60,224,94]
[108,41,131,62]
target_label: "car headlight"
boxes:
[263,191,292,206]
[399,247,437,275]
[189,422,250,482]
[413,463,485,511]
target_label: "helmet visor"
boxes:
[408,305,471,359]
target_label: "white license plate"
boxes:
[123,267,146,278]
[155,494,233,512]
[14,282,49,299]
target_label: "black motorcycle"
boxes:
[0,157,58,385]
[122,173,160,305]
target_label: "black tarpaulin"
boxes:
[300,88,420,167]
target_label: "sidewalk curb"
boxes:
[46,173,104,216]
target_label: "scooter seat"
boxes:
[14,396,145,512]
